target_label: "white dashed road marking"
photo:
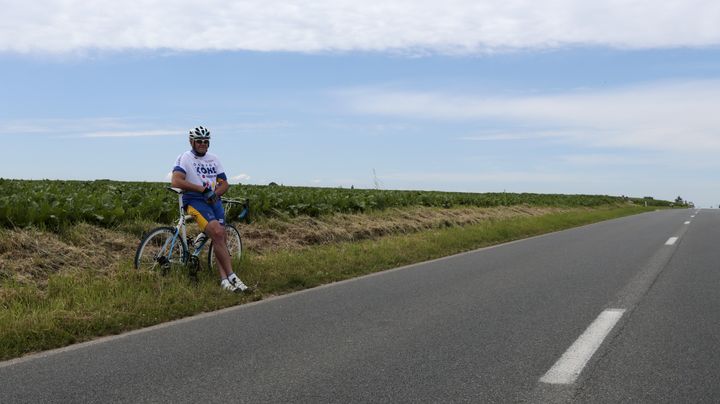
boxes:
[536,223,688,395]
[540,309,626,385]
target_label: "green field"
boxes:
[0,179,672,229]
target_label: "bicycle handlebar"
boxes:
[220,198,249,205]
[222,198,250,223]
[167,187,250,222]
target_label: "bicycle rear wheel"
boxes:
[135,226,187,273]
[208,224,243,272]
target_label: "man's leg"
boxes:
[204,220,233,279]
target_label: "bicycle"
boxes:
[134,187,249,279]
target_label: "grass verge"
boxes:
[0,204,654,361]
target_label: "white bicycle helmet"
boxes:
[189,126,211,140]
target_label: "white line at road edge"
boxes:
[684,221,691,225]
[540,309,625,385]
[665,237,679,245]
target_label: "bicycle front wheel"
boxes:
[208,224,243,272]
[135,226,188,273]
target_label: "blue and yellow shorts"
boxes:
[185,199,225,231]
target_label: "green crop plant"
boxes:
[0,178,673,230]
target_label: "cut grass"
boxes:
[0,204,654,361]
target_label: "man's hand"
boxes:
[202,187,218,204]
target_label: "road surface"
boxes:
[2,208,717,403]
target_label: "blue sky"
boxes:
[3,1,720,207]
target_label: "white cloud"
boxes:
[4,1,720,53]
[0,118,136,135]
[459,132,565,141]
[341,80,720,153]
[383,171,579,184]
[81,130,181,138]
[230,174,251,183]
[559,154,662,166]
[216,122,295,133]
[0,118,288,139]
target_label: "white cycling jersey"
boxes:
[172,150,228,203]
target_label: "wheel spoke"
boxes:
[135,227,186,273]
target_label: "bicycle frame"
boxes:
[160,187,249,265]
[162,189,210,263]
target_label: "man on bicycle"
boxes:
[171,126,249,293]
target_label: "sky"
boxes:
[3,1,720,207]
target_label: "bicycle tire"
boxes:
[208,224,243,272]
[135,226,188,273]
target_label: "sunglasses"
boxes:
[194,139,209,145]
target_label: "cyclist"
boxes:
[171,126,248,293]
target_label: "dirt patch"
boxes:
[0,205,569,285]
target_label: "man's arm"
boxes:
[215,178,229,197]
[171,171,205,193]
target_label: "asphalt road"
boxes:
[1,208,716,403]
